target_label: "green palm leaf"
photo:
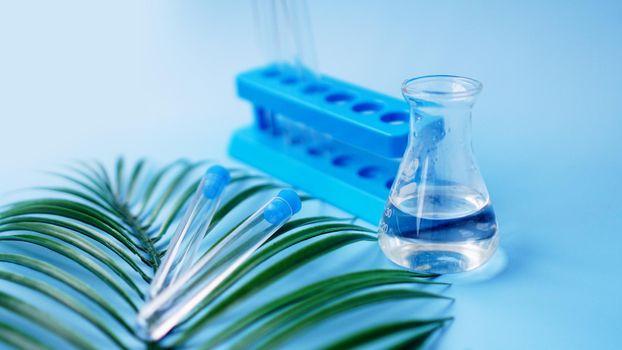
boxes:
[0,291,97,350]
[0,222,149,283]
[0,271,129,349]
[322,320,449,350]
[176,233,377,344]
[0,216,151,282]
[125,158,146,201]
[0,234,141,310]
[0,321,55,350]
[0,254,131,332]
[199,270,447,349]
[0,157,452,349]
[0,216,151,272]
[237,288,449,350]
[209,182,280,228]
[0,199,142,257]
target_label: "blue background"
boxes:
[1,1,621,349]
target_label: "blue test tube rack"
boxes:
[228,65,410,223]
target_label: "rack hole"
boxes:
[326,92,355,105]
[281,77,299,85]
[381,112,409,125]
[263,69,280,78]
[358,166,382,178]
[353,101,383,115]
[287,135,305,145]
[332,155,354,167]
[307,146,329,156]
[303,83,330,94]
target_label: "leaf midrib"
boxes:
[115,202,160,271]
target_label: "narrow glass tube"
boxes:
[148,165,231,299]
[137,189,302,341]
[253,0,280,67]
[253,0,320,138]
[287,0,319,81]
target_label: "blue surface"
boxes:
[1,1,621,349]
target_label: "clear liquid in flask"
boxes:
[378,185,499,274]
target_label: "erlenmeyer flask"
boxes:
[378,75,499,274]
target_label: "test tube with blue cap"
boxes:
[137,189,302,341]
[149,165,231,299]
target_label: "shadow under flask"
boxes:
[378,75,499,274]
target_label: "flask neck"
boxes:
[409,102,475,153]
[397,75,488,203]
[401,75,482,154]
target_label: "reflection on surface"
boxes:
[439,247,509,285]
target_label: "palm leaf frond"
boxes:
[0,321,55,350]
[323,320,449,350]
[0,291,97,350]
[0,157,452,349]
[0,254,131,332]
[236,288,450,350]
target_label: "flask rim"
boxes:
[402,75,483,100]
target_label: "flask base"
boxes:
[378,232,499,274]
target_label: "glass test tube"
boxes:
[287,0,319,80]
[137,189,302,341]
[253,0,320,138]
[148,165,231,299]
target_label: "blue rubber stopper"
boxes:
[202,165,231,198]
[263,189,302,225]
[277,189,302,214]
